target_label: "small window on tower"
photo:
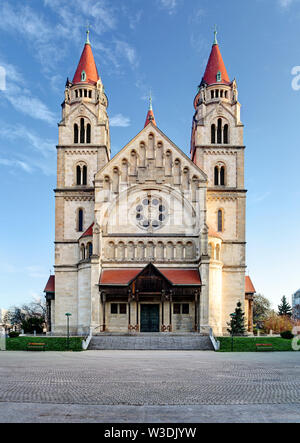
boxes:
[81,71,86,82]
[78,209,83,232]
[218,209,223,233]
[89,91,92,98]
[216,71,222,82]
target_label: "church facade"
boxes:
[44,30,255,337]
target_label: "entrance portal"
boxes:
[141,304,160,332]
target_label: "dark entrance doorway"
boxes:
[141,304,160,332]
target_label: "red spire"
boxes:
[144,94,157,128]
[73,31,99,85]
[202,31,230,86]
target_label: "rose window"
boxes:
[135,197,167,230]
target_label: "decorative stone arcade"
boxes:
[98,264,202,334]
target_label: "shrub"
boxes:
[280,330,294,339]
[264,314,293,334]
[8,331,20,338]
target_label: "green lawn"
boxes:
[217,336,300,352]
[6,336,83,352]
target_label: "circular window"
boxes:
[135,197,168,231]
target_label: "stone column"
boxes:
[169,291,173,332]
[101,292,106,332]
[136,290,139,332]
[199,258,210,334]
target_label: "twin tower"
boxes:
[44,30,255,337]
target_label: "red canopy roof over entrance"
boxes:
[99,268,201,286]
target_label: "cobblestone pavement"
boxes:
[0,351,300,422]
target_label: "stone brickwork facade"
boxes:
[46,32,254,337]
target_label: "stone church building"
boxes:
[44,30,255,336]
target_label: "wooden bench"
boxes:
[256,343,273,351]
[26,343,46,351]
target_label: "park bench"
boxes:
[255,343,273,352]
[26,343,46,351]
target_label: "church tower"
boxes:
[53,30,110,334]
[191,30,247,334]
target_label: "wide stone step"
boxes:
[88,334,214,351]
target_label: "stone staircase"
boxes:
[88,334,214,351]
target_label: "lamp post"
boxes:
[65,313,72,350]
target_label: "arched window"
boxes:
[89,91,92,98]
[86,124,91,144]
[223,124,229,144]
[84,89,87,97]
[79,89,82,97]
[87,242,93,258]
[216,89,219,98]
[214,166,219,185]
[217,118,222,144]
[217,209,223,233]
[74,124,79,144]
[211,124,216,144]
[76,165,81,185]
[75,90,78,98]
[82,165,87,185]
[81,244,85,260]
[80,118,85,144]
[78,209,83,232]
[211,91,215,99]
[220,166,225,186]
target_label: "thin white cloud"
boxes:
[158,0,178,14]
[0,61,56,125]
[0,1,139,76]
[0,121,56,176]
[115,40,139,69]
[279,0,294,7]
[0,122,55,156]
[0,158,33,173]
[110,114,131,127]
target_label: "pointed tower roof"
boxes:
[72,30,100,85]
[144,93,157,128]
[202,28,231,86]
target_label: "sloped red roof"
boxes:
[245,276,256,294]
[144,109,157,128]
[159,269,201,286]
[44,275,55,293]
[208,227,223,240]
[73,43,99,85]
[99,268,201,286]
[202,43,230,86]
[100,269,141,285]
[80,223,94,239]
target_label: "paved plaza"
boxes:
[0,351,300,422]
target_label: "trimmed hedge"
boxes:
[6,336,83,352]
[217,336,300,352]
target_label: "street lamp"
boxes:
[65,313,72,350]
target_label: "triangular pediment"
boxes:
[95,122,207,183]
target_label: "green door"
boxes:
[141,305,160,332]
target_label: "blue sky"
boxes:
[0,0,299,310]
